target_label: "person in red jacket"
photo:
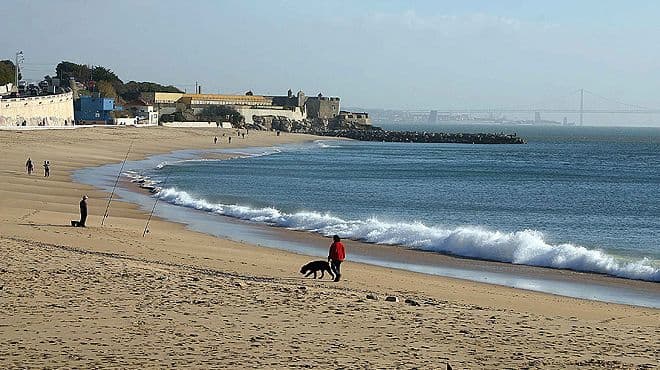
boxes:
[328,234,346,282]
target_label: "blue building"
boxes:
[74,95,121,124]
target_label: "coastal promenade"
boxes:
[0,127,656,369]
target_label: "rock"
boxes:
[385,296,399,302]
[313,129,526,144]
[404,299,420,306]
[366,294,378,300]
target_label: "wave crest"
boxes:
[314,140,342,148]
[155,187,659,282]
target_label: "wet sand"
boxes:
[0,127,658,369]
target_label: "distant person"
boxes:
[78,195,88,227]
[214,136,218,144]
[228,136,232,144]
[43,160,50,177]
[328,235,346,282]
[242,133,245,139]
[26,157,34,174]
[276,131,280,137]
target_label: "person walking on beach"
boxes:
[214,136,218,144]
[328,235,346,282]
[78,195,88,227]
[43,161,50,177]
[26,157,34,174]
[228,136,232,144]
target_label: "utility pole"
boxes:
[15,51,24,87]
[579,88,584,126]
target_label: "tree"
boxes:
[91,66,121,83]
[97,80,118,99]
[0,60,20,85]
[53,60,182,103]
[56,61,92,87]
[92,66,122,92]
[118,81,182,101]
[198,105,244,125]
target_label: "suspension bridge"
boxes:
[399,89,660,125]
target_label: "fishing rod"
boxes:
[142,165,172,237]
[101,141,133,226]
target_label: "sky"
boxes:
[3,0,660,124]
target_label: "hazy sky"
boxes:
[3,0,660,115]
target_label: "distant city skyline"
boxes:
[3,0,660,126]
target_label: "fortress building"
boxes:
[337,111,371,126]
[305,94,340,120]
[141,90,344,125]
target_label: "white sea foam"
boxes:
[232,147,282,158]
[154,149,282,171]
[155,187,660,282]
[314,140,341,148]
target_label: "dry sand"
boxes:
[0,127,658,369]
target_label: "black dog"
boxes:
[300,260,335,280]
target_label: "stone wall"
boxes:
[234,106,306,124]
[161,121,233,128]
[0,92,75,128]
[113,117,138,125]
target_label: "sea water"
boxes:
[143,125,659,283]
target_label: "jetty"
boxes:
[313,129,526,144]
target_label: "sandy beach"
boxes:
[1,127,658,369]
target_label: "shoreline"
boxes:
[1,127,658,368]
[89,143,660,307]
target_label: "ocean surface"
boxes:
[139,124,659,283]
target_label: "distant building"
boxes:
[178,93,272,112]
[124,98,158,125]
[269,89,306,111]
[142,90,343,125]
[337,111,371,126]
[74,95,120,124]
[428,110,438,124]
[141,92,273,116]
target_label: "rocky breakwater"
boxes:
[313,129,526,144]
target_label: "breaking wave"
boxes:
[155,187,659,282]
[154,148,283,169]
[314,140,342,148]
